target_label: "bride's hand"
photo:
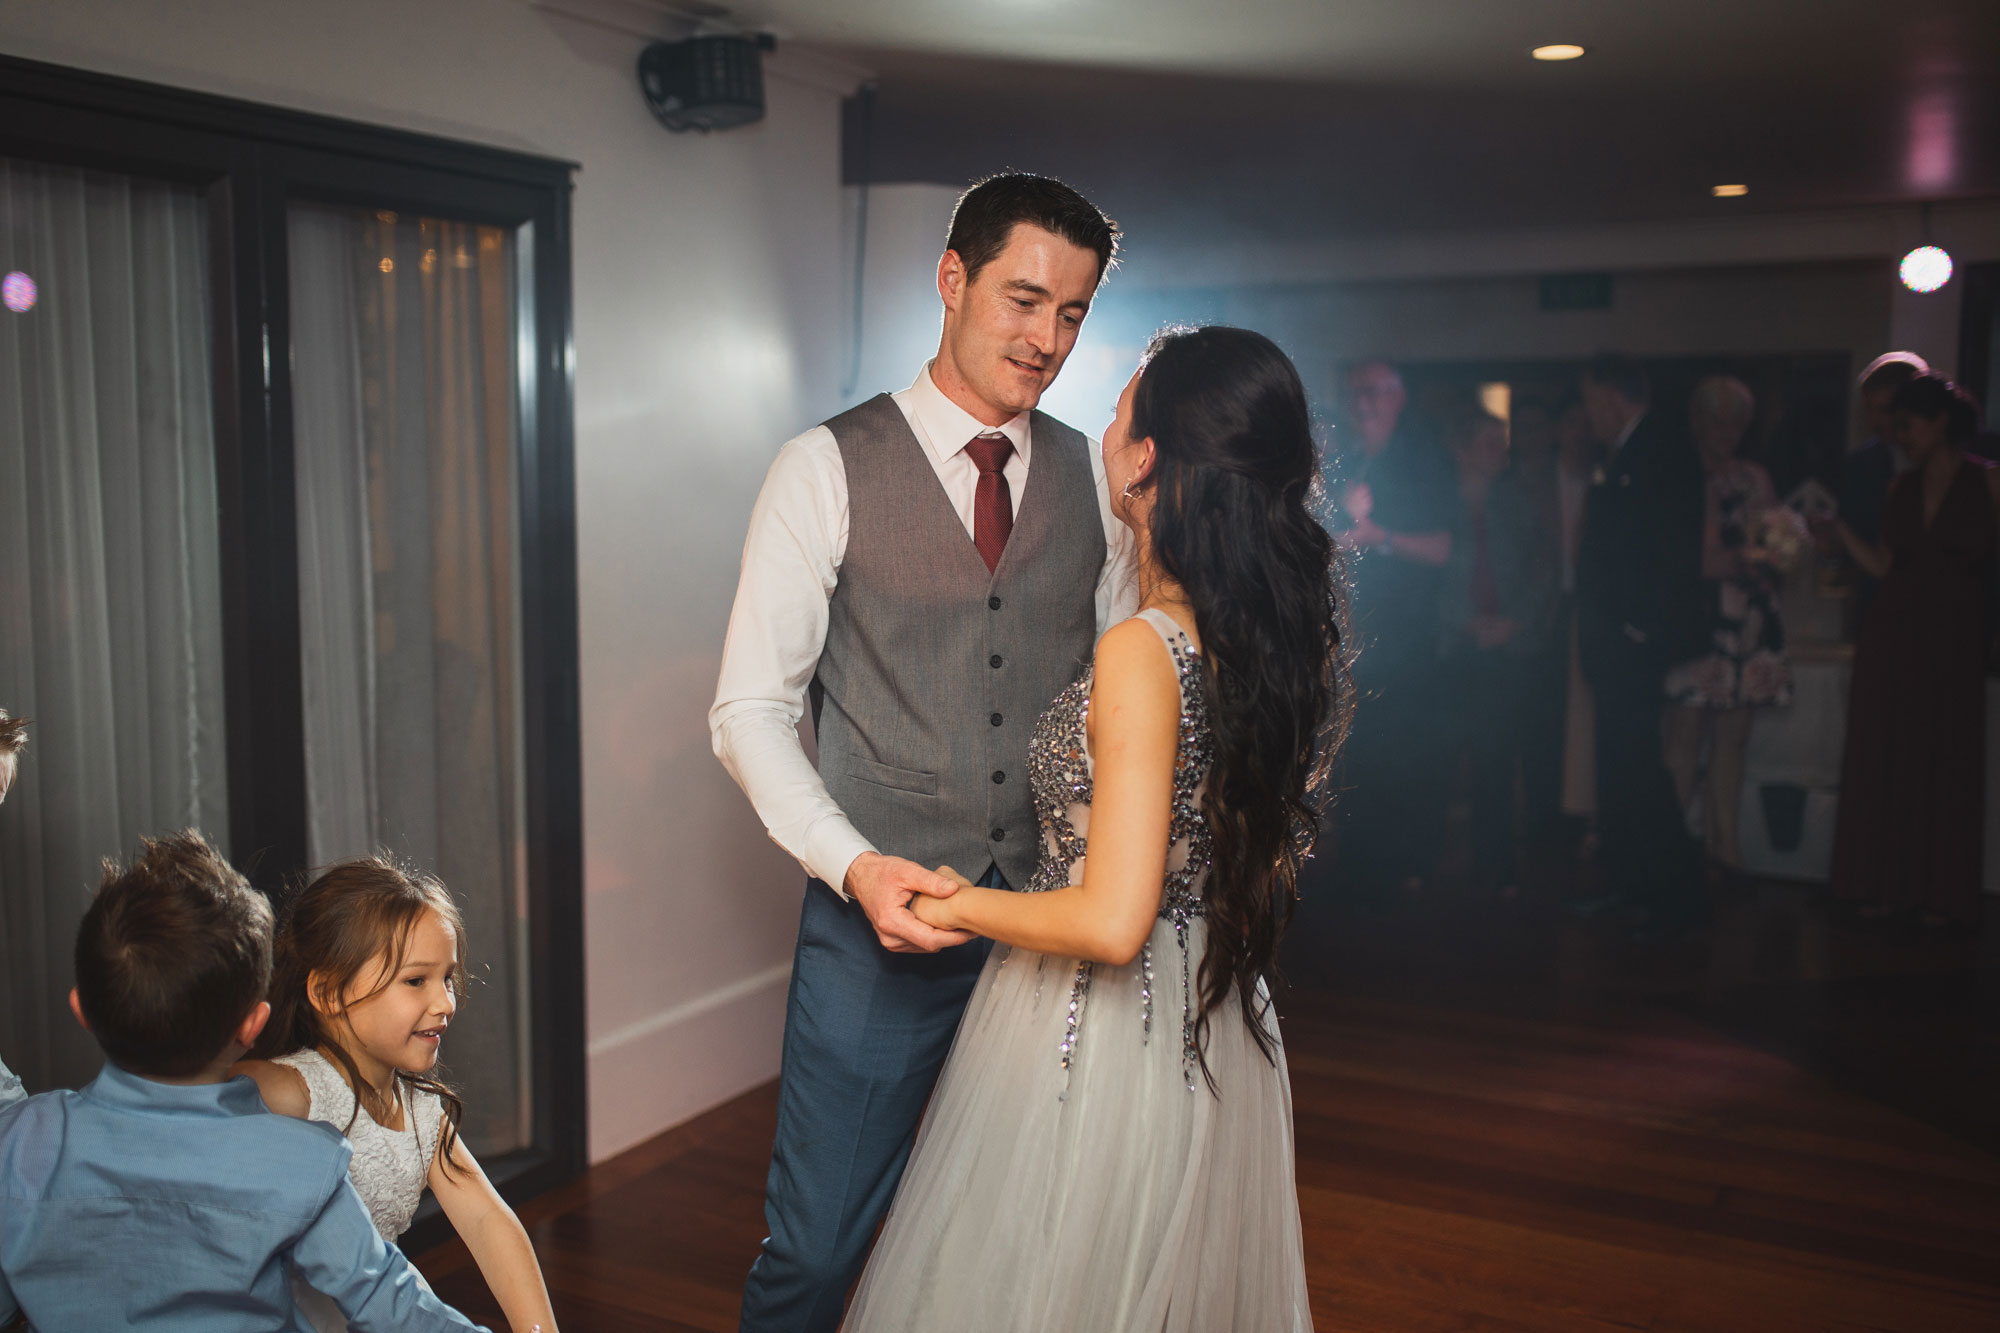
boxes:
[909,892,955,930]
[911,866,976,932]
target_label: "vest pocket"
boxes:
[846,756,940,796]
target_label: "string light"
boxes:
[1,272,34,313]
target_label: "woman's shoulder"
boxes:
[1092,615,1192,713]
[1100,610,1198,665]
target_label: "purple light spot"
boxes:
[1,272,34,314]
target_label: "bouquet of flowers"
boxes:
[1747,503,1810,573]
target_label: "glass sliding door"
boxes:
[0,54,582,1195]
[289,202,531,1155]
[0,158,227,1092]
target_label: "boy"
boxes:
[0,829,488,1331]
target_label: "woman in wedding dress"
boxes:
[843,326,1349,1332]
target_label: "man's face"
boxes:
[1344,363,1405,444]
[1861,386,1898,441]
[1581,379,1636,446]
[938,223,1099,421]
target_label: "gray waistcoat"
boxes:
[814,393,1105,890]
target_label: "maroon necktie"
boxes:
[965,433,1015,573]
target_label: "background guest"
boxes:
[1439,408,1556,896]
[1838,353,1928,625]
[1823,375,1997,928]
[1552,400,1603,853]
[1573,355,1707,932]
[1323,359,1456,902]
[1513,396,1598,855]
[1662,376,1795,880]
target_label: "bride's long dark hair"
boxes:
[1127,325,1350,1076]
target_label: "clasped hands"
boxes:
[845,851,980,953]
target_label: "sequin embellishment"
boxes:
[1021,612,1215,1092]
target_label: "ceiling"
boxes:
[675,0,2000,243]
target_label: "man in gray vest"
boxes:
[712,174,1136,1332]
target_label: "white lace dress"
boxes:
[272,1048,445,1333]
[844,609,1313,1333]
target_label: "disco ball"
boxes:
[1899,245,1953,294]
[1,271,34,314]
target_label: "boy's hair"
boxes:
[945,172,1120,288]
[74,830,273,1077]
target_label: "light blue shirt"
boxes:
[0,1062,487,1332]
[0,1056,22,1111]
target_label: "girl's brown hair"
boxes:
[252,856,467,1177]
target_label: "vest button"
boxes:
[991,827,1006,841]
[988,595,1003,610]
[990,712,1003,727]
[990,654,1003,669]
[992,770,1005,784]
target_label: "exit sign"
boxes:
[1539,273,1614,310]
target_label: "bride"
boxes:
[842,325,1349,1332]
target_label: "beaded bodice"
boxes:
[1019,609,1217,1090]
[1023,609,1215,917]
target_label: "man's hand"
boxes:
[1345,517,1389,550]
[845,852,977,953]
[1341,480,1375,525]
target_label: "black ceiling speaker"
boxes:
[638,34,776,133]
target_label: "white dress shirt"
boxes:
[710,363,1140,894]
[1557,463,1589,594]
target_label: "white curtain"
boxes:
[289,204,529,1154]
[0,160,227,1093]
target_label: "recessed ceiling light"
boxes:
[1712,184,1749,198]
[1531,44,1587,61]
[1900,245,1953,294]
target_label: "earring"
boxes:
[1120,478,1138,502]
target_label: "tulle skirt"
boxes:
[843,917,1312,1333]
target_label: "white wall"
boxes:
[0,0,862,1160]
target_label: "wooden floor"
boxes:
[418,880,2000,1331]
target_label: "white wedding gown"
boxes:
[843,609,1312,1332]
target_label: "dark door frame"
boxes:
[0,53,587,1213]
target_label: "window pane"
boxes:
[289,202,531,1155]
[0,159,226,1093]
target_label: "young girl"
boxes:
[235,858,558,1333]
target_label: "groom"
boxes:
[712,173,1135,1332]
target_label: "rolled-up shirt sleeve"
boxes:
[711,428,877,895]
